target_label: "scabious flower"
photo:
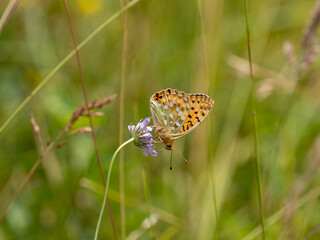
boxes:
[128,117,157,156]
[95,117,157,239]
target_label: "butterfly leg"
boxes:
[152,136,162,144]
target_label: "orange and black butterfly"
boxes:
[150,88,214,168]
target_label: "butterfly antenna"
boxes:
[172,147,189,165]
[170,150,173,170]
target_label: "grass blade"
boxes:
[243,0,265,238]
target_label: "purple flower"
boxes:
[128,118,157,157]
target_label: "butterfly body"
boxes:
[154,126,174,150]
[150,88,214,150]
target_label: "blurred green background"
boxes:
[1,0,320,239]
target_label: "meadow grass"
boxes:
[1,0,320,239]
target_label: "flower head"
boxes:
[128,117,157,157]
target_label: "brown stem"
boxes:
[63,1,116,238]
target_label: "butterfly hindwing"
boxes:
[174,93,214,138]
[150,89,190,134]
[165,89,190,134]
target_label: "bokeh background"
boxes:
[1,0,320,239]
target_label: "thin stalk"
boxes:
[62,1,116,238]
[63,0,104,191]
[196,0,211,93]
[196,0,218,238]
[243,0,265,239]
[94,138,134,240]
[0,0,18,34]
[119,0,129,237]
[0,0,142,135]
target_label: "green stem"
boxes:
[243,0,265,239]
[195,0,218,237]
[0,0,17,33]
[94,137,134,240]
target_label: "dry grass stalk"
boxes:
[30,113,44,151]
[64,94,116,132]
[0,94,116,223]
[69,127,93,136]
[301,44,319,70]
[302,0,320,48]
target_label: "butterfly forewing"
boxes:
[150,90,168,127]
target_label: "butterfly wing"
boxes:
[150,88,190,134]
[150,89,214,139]
[150,91,167,128]
[172,93,214,138]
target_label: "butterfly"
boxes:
[150,88,214,152]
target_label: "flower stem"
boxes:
[94,137,134,240]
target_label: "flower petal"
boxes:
[128,117,157,157]
[148,148,158,156]
[143,150,148,156]
[140,117,150,128]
